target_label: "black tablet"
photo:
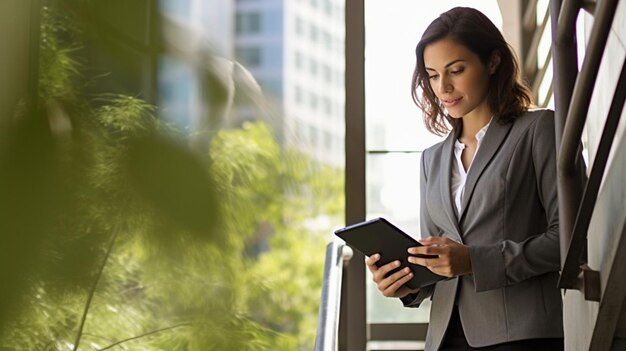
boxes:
[334,217,445,289]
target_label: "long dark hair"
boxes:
[411,7,533,135]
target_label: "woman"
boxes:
[366,7,564,350]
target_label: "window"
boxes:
[295,51,303,70]
[236,12,261,34]
[260,78,283,100]
[295,85,303,103]
[309,58,318,76]
[310,23,319,43]
[236,46,261,66]
[295,16,304,36]
[309,125,318,146]
[322,64,332,83]
[324,0,332,16]
[323,96,332,115]
[309,92,318,110]
[158,54,198,130]
[335,70,344,86]
[264,10,283,34]
[323,130,332,149]
[159,0,191,19]
[323,31,332,51]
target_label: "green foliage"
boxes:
[39,4,81,101]
[0,1,344,350]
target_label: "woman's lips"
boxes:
[441,97,462,108]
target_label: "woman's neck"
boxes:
[460,114,492,141]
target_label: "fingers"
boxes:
[378,267,414,297]
[371,259,401,282]
[366,254,415,297]
[366,254,401,279]
[418,236,450,245]
[409,255,454,277]
[365,253,380,270]
[407,239,471,278]
[407,243,448,258]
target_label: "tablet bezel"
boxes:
[334,217,444,289]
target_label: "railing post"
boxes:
[343,0,367,349]
[315,241,353,351]
[550,0,581,271]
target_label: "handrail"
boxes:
[314,240,353,351]
[551,0,581,138]
[555,0,622,289]
[551,0,583,269]
[559,58,626,290]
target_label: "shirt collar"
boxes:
[454,117,493,150]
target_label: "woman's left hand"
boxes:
[407,236,472,278]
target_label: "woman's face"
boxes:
[423,37,496,121]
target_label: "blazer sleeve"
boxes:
[401,149,437,307]
[468,112,567,292]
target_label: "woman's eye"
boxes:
[428,75,439,80]
[451,68,464,75]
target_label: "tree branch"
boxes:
[96,323,191,350]
[72,232,118,351]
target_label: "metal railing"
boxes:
[524,0,553,107]
[551,0,623,292]
[314,240,353,351]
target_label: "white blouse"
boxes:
[451,119,492,215]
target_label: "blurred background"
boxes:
[0,0,344,349]
[0,0,521,350]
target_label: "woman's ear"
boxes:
[488,51,501,74]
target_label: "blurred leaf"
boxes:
[0,107,64,329]
[123,134,221,241]
[94,94,158,134]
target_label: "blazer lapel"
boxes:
[459,120,513,220]
[440,126,463,240]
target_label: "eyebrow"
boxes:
[425,59,465,71]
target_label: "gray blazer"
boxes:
[403,109,564,349]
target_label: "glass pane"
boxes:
[158,55,200,131]
[156,0,346,348]
[364,0,502,325]
[365,1,501,153]
[366,152,431,323]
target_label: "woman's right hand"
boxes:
[366,253,420,298]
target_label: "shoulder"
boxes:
[420,134,451,177]
[508,108,556,139]
[515,108,554,125]
[422,135,449,164]
[519,108,555,126]
[513,108,557,154]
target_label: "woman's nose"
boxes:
[437,78,452,94]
